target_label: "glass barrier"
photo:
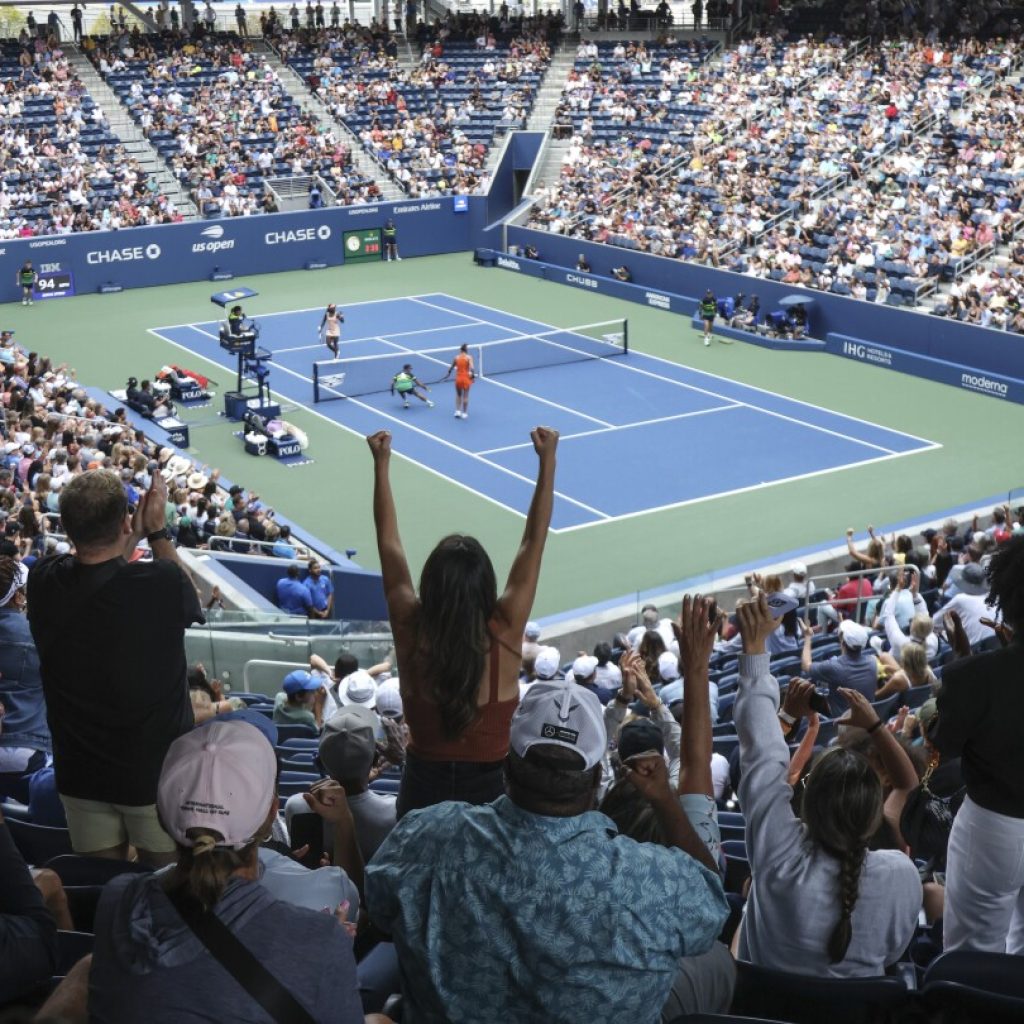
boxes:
[186,613,394,696]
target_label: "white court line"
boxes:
[152,328,611,523]
[274,321,486,355]
[420,293,942,452]
[475,404,742,456]
[374,334,616,430]
[152,292,451,333]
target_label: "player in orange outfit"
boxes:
[444,343,476,419]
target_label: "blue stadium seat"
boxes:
[922,951,1024,1021]
[6,818,74,865]
[44,855,150,886]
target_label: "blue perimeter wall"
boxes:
[502,224,1024,406]
[0,132,546,303]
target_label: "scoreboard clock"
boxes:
[32,264,75,300]
[343,229,382,264]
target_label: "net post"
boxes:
[623,319,629,355]
[312,362,320,404]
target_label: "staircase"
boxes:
[260,45,405,203]
[526,43,575,132]
[66,46,198,217]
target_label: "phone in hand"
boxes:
[808,690,831,715]
[289,812,325,871]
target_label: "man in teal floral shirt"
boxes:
[365,681,731,1022]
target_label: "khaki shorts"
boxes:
[60,795,176,855]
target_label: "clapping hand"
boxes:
[737,593,777,654]
[782,678,816,720]
[622,750,672,803]
[674,594,719,672]
[618,649,640,702]
[836,688,881,731]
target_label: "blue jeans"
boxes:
[396,751,505,819]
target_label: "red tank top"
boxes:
[404,631,519,763]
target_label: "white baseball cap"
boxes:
[157,721,276,850]
[524,621,542,640]
[571,655,598,680]
[510,681,606,770]
[374,681,404,719]
[533,646,562,680]
[339,669,377,709]
[791,561,808,576]
[657,650,681,682]
[839,619,869,650]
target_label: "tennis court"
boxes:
[151,292,939,532]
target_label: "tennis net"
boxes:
[312,318,628,403]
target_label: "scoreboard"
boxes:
[32,263,75,300]
[343,228,382,264]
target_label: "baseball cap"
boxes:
[157,720,276,849]
[571,655,598,680]
[657,651,681,682]
[338,669,376,708]
[791,561,808,576]
[616,719,665,762]
[215,707,279,748]
[509,681,606,770]
[533,646,562,680]
[838,620,869,650]
[374,681,403,720]
[319,706,377,781]
[524,620,542,640]
[282,669,321,695]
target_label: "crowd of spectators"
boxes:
[529,31,1024,317]
[281,17,553,197]
[88,27,381,215]
[0,35,172,238]
[2,386,1023,1019]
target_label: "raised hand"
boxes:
[836,688,881,731]
[366,430,392,460]
[782,678,816,720]
[675,594,718,671]
[531,426,559,459]
[736,593,777,654]
[622,751,672,803]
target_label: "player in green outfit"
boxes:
[390,364,433,409]
[699,289,717,346]
[18,261,36,306]
[383,218,400,262]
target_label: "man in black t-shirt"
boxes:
[27,470,203,866]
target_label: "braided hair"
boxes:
[800,747,883,964]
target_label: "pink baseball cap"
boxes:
[157,721,276,850]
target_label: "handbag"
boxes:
[166,887,317,1024]
[899,755,965,875]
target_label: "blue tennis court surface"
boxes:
[150,292,941,532]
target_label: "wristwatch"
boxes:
[147,528,172,545]
[778,710,797,726]
[614,689,631,705]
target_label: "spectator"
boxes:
[817,563,874,629]
[88,721,370,1022]
[933,536,1024,953]
[593,640,622,691]
[274,669,327,730]
[304,558,334,619]
[877,570,937,661]
[0,802,59,1002]
[286,705,397,863]
[0,557,50,803]
[365,678,730,1021]
[276,563,313,616]
[576,253,592,272]
[931,562,998,648]
[367,426,558,817]
[783,561,815,604]
[521,619,542,675]
[27,470,202,867]
[569,653,616,704]
[271,523,298,558]
[800,618,878,716]
[733,595,922,975]
[612,264,633,282]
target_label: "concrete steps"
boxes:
[66,46,198,217]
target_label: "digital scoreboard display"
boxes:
[32,264,75,300]
[343,228,382,264]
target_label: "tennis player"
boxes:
[443,343,475,419]
[391,364,434,409]
[319,303,344,357]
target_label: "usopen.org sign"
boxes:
[192,224,236,255]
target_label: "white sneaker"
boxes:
[28,299,32,305]
[396,256,402,261]
[403,400,409,409]
[462,412,468,419]
[454,410,461,418]
[704,337,710,347]
[427,400,434,407]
